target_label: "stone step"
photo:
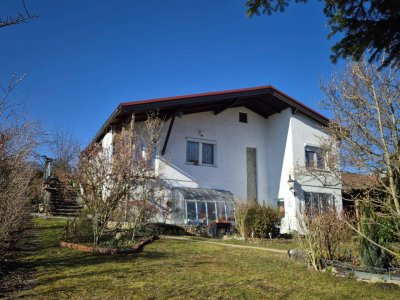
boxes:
[52,207,83,212]
[52,212,79,217]
[51,202,82,207]
[51,200,81,205]
[47,182,81,217]
[52,207,80,212]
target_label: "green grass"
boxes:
[186,235,295,251]
[11,218,400,299]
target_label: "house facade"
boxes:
[94,86,342,233]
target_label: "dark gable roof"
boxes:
[92,85,329,143]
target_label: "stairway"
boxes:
[46,179,83,217]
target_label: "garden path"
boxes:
[160,235,287,254]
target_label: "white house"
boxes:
[93,86,342,233]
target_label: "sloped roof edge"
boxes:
[91,85,329,145]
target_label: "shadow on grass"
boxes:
[20,250,169,297]
[35,223,65,230]
[8,218,169,296]
[36,248,168,269]
[0,228,40,297]
[0,259,36,297]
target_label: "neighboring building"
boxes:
[341,172,379,224]
[92,86,342,233]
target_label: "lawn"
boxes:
[186,235,295,251]
[10,218,400,299]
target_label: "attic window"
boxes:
[239,112,247,123]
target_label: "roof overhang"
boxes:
[92,85,329,144]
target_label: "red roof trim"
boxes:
[120,85,273,107]
[119,85,329,123]
[268,86,329,123]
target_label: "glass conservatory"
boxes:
[170,187,235,226]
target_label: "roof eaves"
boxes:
[269,87,329,125]
[119,85,273,107]
[92,105,122,144]
[90,85,330,146]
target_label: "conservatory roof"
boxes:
[171,187,235,203]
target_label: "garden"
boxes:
[7,218,400,299]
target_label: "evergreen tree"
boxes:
[245,0,400,67]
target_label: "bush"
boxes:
[295,207,354,271]
[62,209,93,243]
[144,223,186,236]
[360,205,393,269]
[0,139,36,262]
[235,201,281,239]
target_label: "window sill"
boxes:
[186,162,217,168]
[305,166,331,173]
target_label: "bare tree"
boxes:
[1,0,39,262]
[300,57,400,259]
[0,0,38,29]
[322,58,400,214]
[49,128,81,177]
[0,75,40,261]
[75,112,165,246]
[119,111,167,239]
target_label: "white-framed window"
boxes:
[186,139,216,166]
[185,200,234,225]
[304,192,334,214]
[305,145,325,169]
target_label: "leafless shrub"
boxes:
[234,202,250,239]
[0,75,40,261]
[74,112,166,246]
[122,112,169,239]
[294,206,353,271]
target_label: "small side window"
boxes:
[239,112,247,123]
[277,199,285,214]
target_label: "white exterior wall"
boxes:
[99,106,342,233]
[159,106,271,202]
[158,107,313,233]
[282,113,343,232]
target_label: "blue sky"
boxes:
[1,0,342,147]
